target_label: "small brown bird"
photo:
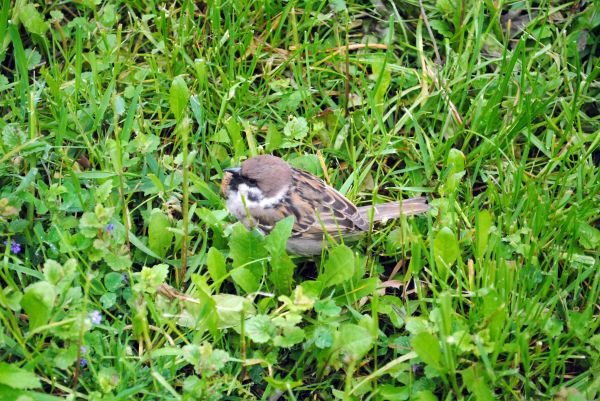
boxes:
[221,155,429,255]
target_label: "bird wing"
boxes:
[287,168,368,239]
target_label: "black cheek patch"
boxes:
[229,175,260,195]
[247,192,260,202]
[228,175,243,192]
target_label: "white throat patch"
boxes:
[226,183,289,221]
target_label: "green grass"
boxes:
[0,1,599,400]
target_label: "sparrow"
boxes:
[221,155,429,255]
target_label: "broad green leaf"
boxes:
[100,292,117,309]
[461,365,494,401]
[136,264,169,294]
[169,75,189,120]
[104,272,125,292]
[24,48,41,70]
[104,252,132,271]
[224,116,246,159]
[385,227,410,252]
[444,148,466,193]
[273,326,305,348]
[430,19,452,37]
[8,219,27,233]
[264,216,295,293]
[476,210,493,258]
[577,221,600,250]
[95,180,113,203]
[263,377,302,391]
[0,384,65,401]
[287,154,321,176]
[543,317,564,338]
[330,0,347,13]
[230,267,259,294]
[21,281,55,330]
[129,231,162,259]
[482,289,507,339]
[371,54,391,116]
[207,247,227,290]
[350,277,378,299]
[411,332,443,371]
[1,288,22,311]
[194,58,208,88]
[445,171,465,193]
[53,344,78,370]
[100,4,117,27]
[433,227,459,276]
[405,317,430,335]
[269,253,295,294]
[189,176,223,206]
[264,216,294,256]
[589,334,600,352]
[272,313,302,330]
[213,294,255,328]
[320,245,355,287]
[334,324,373,362]
[148,209,173,258]
[229,224,267,268]
[315,299,341,317]
[42,260,63,285]
[278,286,315,312]
[132,133,160,155]
[18,4,49,36]
[182,343,201,366]
[378,296,405,328]
[2,125,26,148]
[245,315,276,343]
[114,94,125,116]
[184,343,229,376]
[98,367,119,393]
[301,280,324,298]
[413,390,439,401]
[0,362,41,389]
[265,124,282,151]
[79,212,101,238]
[283,116,308,140]
[313,326,334,349]
[378,384,410,401]
[187,275,218,334]
[446,148,465,175]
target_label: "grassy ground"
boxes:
[1,1,599,400]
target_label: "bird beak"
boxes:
[224,167,241,175]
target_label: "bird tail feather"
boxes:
[357,197,430,222]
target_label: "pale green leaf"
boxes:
[320,245,355,287]
[229,224,267,267]
[148,209,173,258]
[245,315,276,343]
[230,267,259,294]
[283,116,308,140]
[207,247,227,291]
[476,210,493,258]
[169,75,189,120]
[19,4,49,36]
[21,281,56,330]
[411,332,443,371]
[433,227,459,273]
[0,362,41,389]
